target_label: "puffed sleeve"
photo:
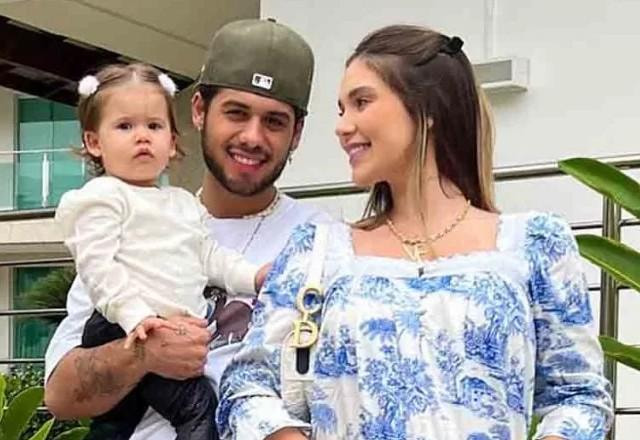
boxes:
[526,213,613,439]
[55,177,154,333]
[216,223,318,439]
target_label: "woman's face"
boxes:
[336,57,416,187]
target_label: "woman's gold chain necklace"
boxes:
[386,199,471,262]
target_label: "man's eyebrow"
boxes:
[266,111,291,122]
[220,100,291,121]
[220,100,250,110]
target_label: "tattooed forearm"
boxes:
[134,340,145,361]
[72,348,132,403]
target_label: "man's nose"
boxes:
[237,117,265,148]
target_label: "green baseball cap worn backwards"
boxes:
[199,18,314,115]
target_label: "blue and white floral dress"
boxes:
[218,212,613,440]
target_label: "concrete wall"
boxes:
[263,0,640,436]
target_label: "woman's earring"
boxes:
[288,152,294,165]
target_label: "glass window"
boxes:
[12,267,67,359]
[15,98,84,210]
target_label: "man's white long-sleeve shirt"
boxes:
[55,176,258,333]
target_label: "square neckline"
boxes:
[341,213,515,270]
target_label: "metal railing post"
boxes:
[600,198,621,440]
[41,151,50,208]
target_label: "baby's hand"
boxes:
[124,317,178,349]
[255,263,273,292]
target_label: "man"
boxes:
[44,18,330,438]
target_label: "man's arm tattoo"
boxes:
[134,340,145,361]
[72,348,133,403]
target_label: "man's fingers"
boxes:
[168,315,207,328]
[158,320,178,331]
[137,326,148,341]
[124,332,137,350]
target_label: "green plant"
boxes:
[4,365,86,440]
[559,157,640,370]
[527,414,540,440]
[18,267,76,325]
[0,372,88,440]
[0,374,88,440]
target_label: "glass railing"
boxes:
[0,148,86,212]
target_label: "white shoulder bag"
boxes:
[280,223,329,422]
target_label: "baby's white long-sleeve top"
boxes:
[55,176,259,333]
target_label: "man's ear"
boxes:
[191,92,205,132]
[290,118,305,153]
[83,131,102,158]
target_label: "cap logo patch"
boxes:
[252,73,273,90]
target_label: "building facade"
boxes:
[1,0,639,437]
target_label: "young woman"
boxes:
[218,25,613,440]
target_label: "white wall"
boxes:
[0,87,15,210]
[266,0,640,190]
[264,0,640,436]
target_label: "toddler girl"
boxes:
[56,63,266,440]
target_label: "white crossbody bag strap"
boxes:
[307,223,328,293]
[281,223,329,421]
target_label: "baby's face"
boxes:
[85,83,176,187]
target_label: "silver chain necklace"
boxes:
[239,191,282,253]
[196,187,282,254]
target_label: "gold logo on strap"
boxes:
[290,286,323,348]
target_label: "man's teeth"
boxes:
[232,154,260,165]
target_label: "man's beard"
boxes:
[201,128,290,197]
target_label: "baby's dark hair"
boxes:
[77,63,182,175]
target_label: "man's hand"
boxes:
[140,315,209,380]
[123,317,177,349]
[255,263,273,292]
[45,315,209,419]
[266,427,308,440]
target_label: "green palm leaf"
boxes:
[576,234,640,292]
[599,336,640,370]
[0,375,6,424]
[0,387,43,440]
[19,267,74,325]
[26,418,53,440]
[527,414,541,440]
[559,157,640,219]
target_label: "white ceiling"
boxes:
[0,0,260,78]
